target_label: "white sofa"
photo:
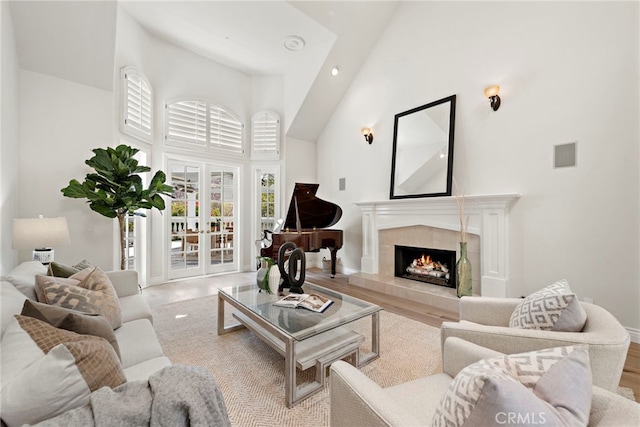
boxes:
[1,261,171,381]
[1,261,171,425]
[330,337,640,427]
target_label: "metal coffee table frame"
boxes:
[217,282,381,407]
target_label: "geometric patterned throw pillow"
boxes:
[0,315,126,427]
[34,275,83,307]
[431,345,592,427]
[36,267,122,329]
[509,279,587,332]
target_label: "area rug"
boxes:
[152,295,443,427]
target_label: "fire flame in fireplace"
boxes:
[417,254,433,267]
[407,254,449,279]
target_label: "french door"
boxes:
[168,159,238,279]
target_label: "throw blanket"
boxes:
[32,365,231,427]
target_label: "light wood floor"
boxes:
[143,268,640,402]
[621,342,640,402]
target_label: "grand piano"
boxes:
[260,183,343,277]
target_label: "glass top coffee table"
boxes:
[217,281,382,407]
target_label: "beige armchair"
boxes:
[440,297,631,392]
[330,337,640,427]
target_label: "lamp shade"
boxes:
[484,85,500,98]
[12,217,71,249]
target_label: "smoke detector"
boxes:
[283,35,305,51]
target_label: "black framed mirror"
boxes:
[390,95,456,199]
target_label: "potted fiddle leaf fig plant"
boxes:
[61,144,173,270]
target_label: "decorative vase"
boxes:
[268,265,281,295]
[456,242,472,298]
[256,258,270,293]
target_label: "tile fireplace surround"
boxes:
[350,194,520,308]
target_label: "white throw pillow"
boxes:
[1,261,47,300]
[432,345,592,427]
[0,315,126,427]
[0,281,28,338]
[509,279,587,331]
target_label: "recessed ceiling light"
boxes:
[331,67,340,76]
[283,35,305,51]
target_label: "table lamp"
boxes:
[12,215,71,264]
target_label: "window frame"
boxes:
[252,165,281,264]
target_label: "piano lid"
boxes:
[283,183,342,230]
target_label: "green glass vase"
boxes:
[456,242,472,298]
[256,258,271,293]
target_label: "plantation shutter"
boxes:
[164,98,244,155]
[209,105,244,153]
[121,67,152,142]
[165,99,208,147]
[251,110,280,159]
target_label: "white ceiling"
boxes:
[9,0,400,140]
[10,0,118,92]
[119,0,336,76]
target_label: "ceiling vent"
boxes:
[283,35,305,51]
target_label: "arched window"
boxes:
[251,110,280,160]
[120,67,152,142]
[165,98,244,154]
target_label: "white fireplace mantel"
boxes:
[355,194,521,297]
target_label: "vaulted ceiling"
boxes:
[9,0,399,141]
[10,0,118,92]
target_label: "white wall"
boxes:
[284,136,317,200]
[18,70,115,267]
[317,1,640,330]
[0,1,20,274]
[252,74,284,114]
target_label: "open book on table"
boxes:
[274,293,333,313]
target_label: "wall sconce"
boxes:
[361,128,374,144]
[12,215,71,264]
[484,85,501,111]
